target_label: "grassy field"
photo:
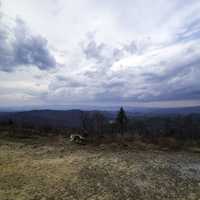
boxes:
[0,134,200,200]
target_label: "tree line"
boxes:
[0,107,200,140]
[79,107,200,140]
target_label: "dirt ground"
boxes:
[0,135,200,200]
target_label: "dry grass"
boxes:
[0,135,200,200]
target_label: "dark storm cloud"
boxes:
[0,17,56,72]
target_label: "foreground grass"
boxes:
[0,135,200,200]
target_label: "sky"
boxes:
[0,0,200,108]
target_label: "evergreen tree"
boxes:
[116,107,128,136]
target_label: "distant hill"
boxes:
[0,106,200,128]
[0,110,83,128]
[127,106,200,116]
[0,110,114,128]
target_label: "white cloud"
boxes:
[1,0,200,107]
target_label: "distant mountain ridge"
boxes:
[1,105,200,113]
[127,106,200,116]
[0,110,114,128]
[0,106,200,128]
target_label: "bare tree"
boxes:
[92,112,106,137]
[80,111,90,135]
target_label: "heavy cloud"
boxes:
[0,16,56,72]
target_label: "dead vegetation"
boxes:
[0,134,200,200]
